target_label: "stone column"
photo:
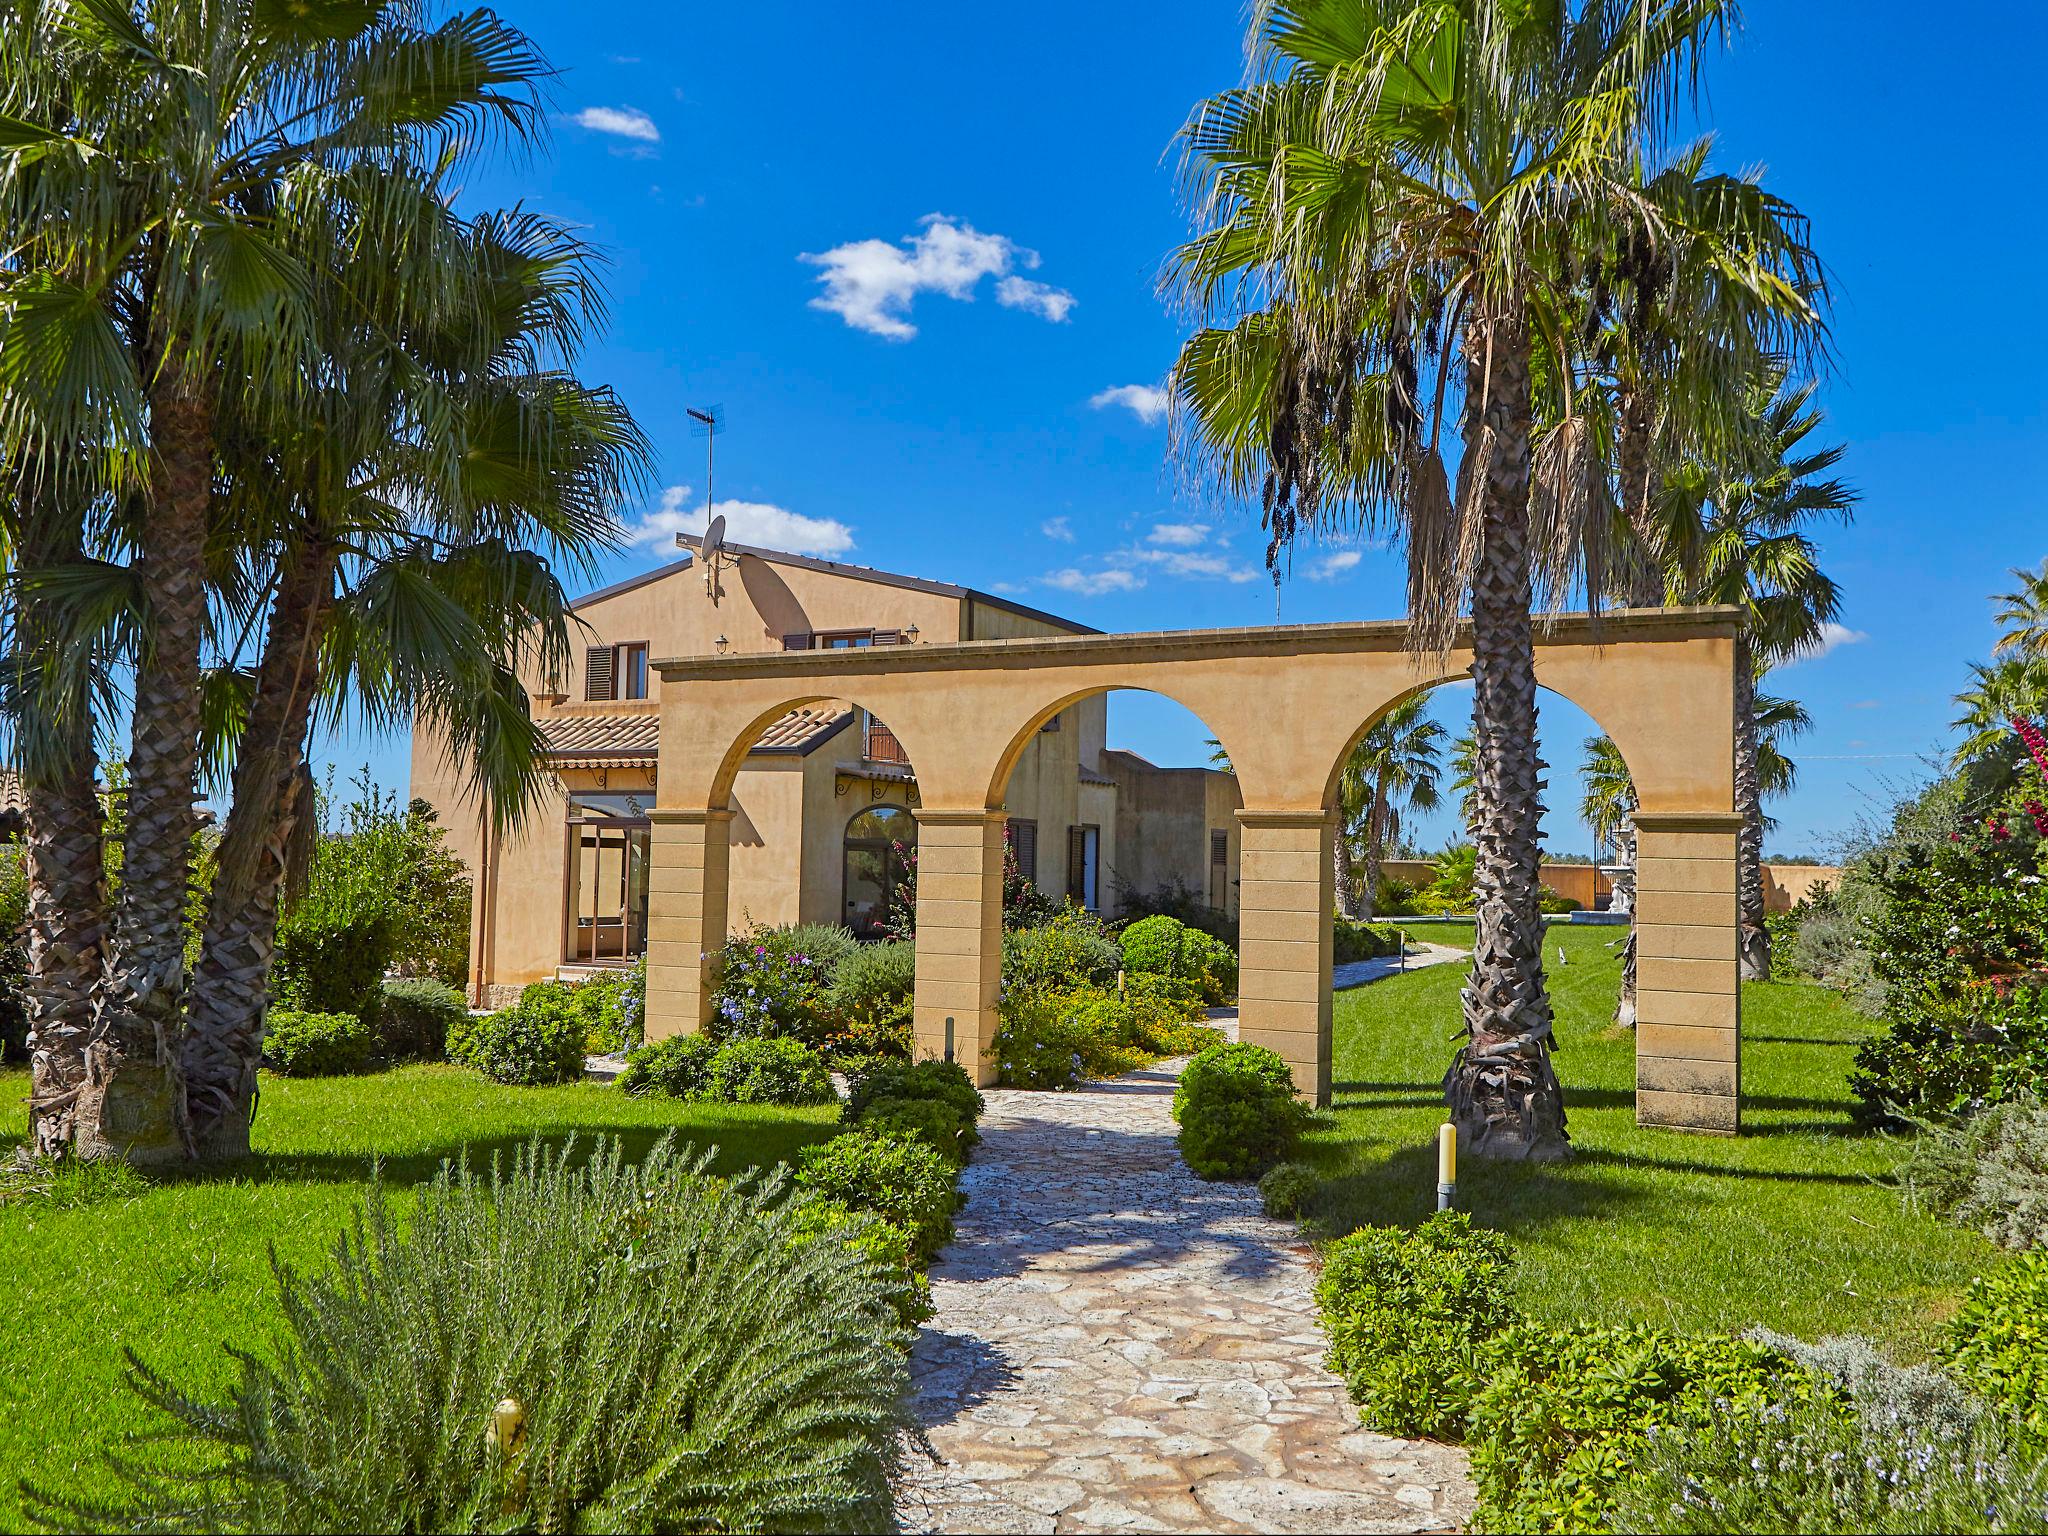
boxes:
[1236,809,1336,1106]
[643,809,731,1041]
[1631,811,1742,1133]
[911,808,1005,1087]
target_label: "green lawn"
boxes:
[1303,922,1990,1356]
[0,1065,838,1533]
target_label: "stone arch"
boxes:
[979,681,1265,814]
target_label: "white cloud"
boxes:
[1788,621,1869,664]
[800,215,1071,340]
[1147,521,1208,548]
[1089,383,1169,425]
[570,105,660,143]
[1306,549,1364,582]
[1125,547,1260,584]
[995,274,1075,322]
[1041,516,1074,542]
[624,485,854,560]
[1043,567,1144,597]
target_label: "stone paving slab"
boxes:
[896,1064,1475,1534]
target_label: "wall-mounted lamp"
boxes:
[714,634,729,654]
[903,624,920,643]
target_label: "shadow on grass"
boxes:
[1572,1146,1877,1187]
[1747,1034,1861,1047]
[1304,1139,1652,1241]
[1332,1078,1854,1124]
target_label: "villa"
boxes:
[411,538,1242,1005]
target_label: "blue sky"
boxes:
[333,0,2048,859]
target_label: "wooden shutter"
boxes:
[584,645,615,701]
[1009,819,1038,883]
[1210,829,1228,865]
[870,629,903,645]
[1067,826,1087,901]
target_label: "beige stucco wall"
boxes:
[1102,752,1243,917]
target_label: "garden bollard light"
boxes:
[1437,1122,1456,1212]
[944,1016,955,1064]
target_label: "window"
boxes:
[564,791,652,963]
[1040,711,1061,733]
[843,804,916,939]
[584,641,651,701]
[1008,818,1038,884]
[862,710,911,765]
[812,628,906,649]
[1067,824,1099,911]
[1210,827,1229,909]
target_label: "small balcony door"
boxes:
[564,791,652,962]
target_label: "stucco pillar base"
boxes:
[643,809,732,1042]
[1235,809,1336,1107]
[911,808,1005,1087]
[1632,812,1742,1134]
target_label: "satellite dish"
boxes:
[701,513,728,604]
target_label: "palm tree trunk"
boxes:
[1616,391,1664,608]
[1332,822,1355,919]
[184,541,334,1159]
[1612,807,1638,1028]
[15,490,108,1159]
[75,366,211,1163]
[1360,783,1387,922]
[1734,647,1770,981]
[1443,309,1569,1163]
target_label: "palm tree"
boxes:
[1953,658,2048,768]
[1337,697,1444,918]
[1753,686,1809,829]
[179,198,647,1157]
[1992,559,2048,663]
[0,0,554,1160]
[1664,378,1853,980]
[1578,732,1639,1022]
[1167,0,1780,1161]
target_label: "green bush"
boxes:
[855,1095,973,1165]
[1174,1041,1306,1181]
[704,1037,837,1106]
[1332,918,1403,965]
[785,1196,934,1327]
[844,1057,984,1129]
[1002,906,1121,995]
[1316,1212,1519,1439]
[574,964,643,1055]
[1118,914,1238,1004]
[377,978,466,1062]
[711,922,851,1046]
[1537,886,1582,914]
[1060,986,1219,1055]
[990,989,1144,1088]
[1940,1253,2048,1444]
[273,898,393,1027]
[447,987,587,1086]
[263,1009,373,1077]
[824,939,916,1060]
[795,1130,960,1263]
[1901,1093,2048,1252]
[1258,1161,1319,1220]
[1851,985,2048,1128]
[0,846,29,1062]
[1119,969,1209,1019]
[1172,1040,1298,1122]
[1468,1323,1808,1532]
[617,1033,719,1098]
[24,1138,910,1534]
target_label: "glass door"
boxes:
[565,791,652,962]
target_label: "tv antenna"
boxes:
[686,403,724,520]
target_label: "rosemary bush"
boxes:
[1902,1095,2048,1252]
[25,1137,910,1534]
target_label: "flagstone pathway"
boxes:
[895,1053,1475,1534]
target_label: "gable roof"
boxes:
[573,539,1098,636]
[538,706,852,764]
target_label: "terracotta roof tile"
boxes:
[537,707,853,760]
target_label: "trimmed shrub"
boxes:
[1258,1161,1319,1220]
[273,899,393,1027]
[1174,1041,1307,1181]
[1902,1094,2048,1252]
[991,990,1145,1088]
[785,1197,934,1327]
[705,1037,837,1106]
[795,1130,960,1263]
[1119,913,1238,1004]
[263,1009,373,1077]
[1940,1253,2048,1444]
[1119,969,1208,1020]
[24,1138,910,1534]
[855,1095,973,1165]
[1001,907,1121,995]
[844,1058,984,1129]
[377,978,466,1062]
[616,1033,719,1098]
[1172,1040,1298,1122]
[1332,918,1403,965]
[447,988,586,1087]
[1318,1214,1519,1439]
